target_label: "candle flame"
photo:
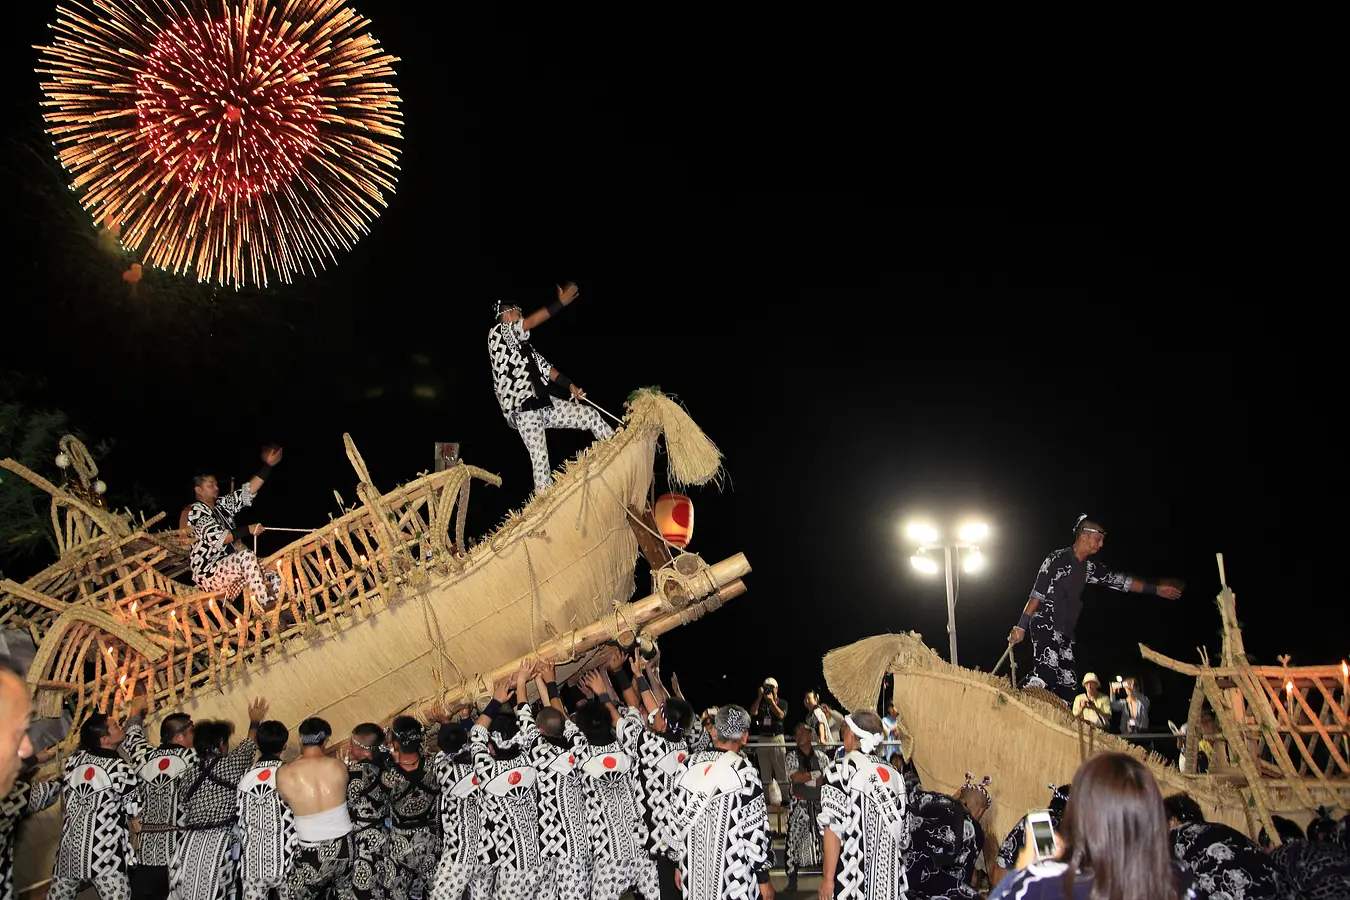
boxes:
[130,601,137,613]
[119,674,127,685]
[106,647,115,655]
[1285,680,1294,695]
[170,610,176,617]
[235,616,241,626]
[208,597,214,606]
[1343,660,1348,677]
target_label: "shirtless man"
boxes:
[276,718,357,900]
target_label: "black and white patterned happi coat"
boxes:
[1,778,61,900]
[518,706,590,863]
[346,758,391,900]
[237,760,296,891]
[664,748,773,900]
[487,319,554,425]
[1022,548,1131,702]
[171,738,258,900]
[381,743,442,900]
[817,751,910,900]
[54,749,140,880]
[784,746,829,875]
[579,706,649,866]
[1169,821,1284,900]
[187,486,252,585]
[468,718,543,874]
[903,791,982,900]
[1270,838,1350,900]
[635,726,691,859]
[121,720,198,868]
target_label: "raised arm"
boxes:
[240,446,283,501]
[522,282,579,331]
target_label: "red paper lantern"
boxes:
[654,493,694,548]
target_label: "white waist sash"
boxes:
[293,803,353,843]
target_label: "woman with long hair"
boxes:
[989,752,1195,900]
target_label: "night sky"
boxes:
[2,8,1340,736]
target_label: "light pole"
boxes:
[906,521,988,667]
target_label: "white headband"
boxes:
[845,714,883,754]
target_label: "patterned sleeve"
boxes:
[121,719,152,766]
[661,775,694,863]
[468,723,494,784]
[27,779,62,812]
[785,749,802,778]
[188,501,231,552]
[997,824,1023,868]
[816,760,852,839]
[217,484,254,519]
[515,703,540,749]
[1029,552,1059,601]
[117,759,140,819]
[564,718,586,748]
[616,705,645,755]
[531,348,553,382]
[218,738,258,785]
[1086,559,1132,592]
[739,762,773,878]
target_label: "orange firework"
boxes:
[36,0,403,289]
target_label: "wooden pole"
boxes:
[428,553,751,711]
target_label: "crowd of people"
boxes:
[4,639,1350,900]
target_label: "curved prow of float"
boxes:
[822,632,1251,850]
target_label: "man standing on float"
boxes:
[1009,514,1183,704]
[487,283,614,497]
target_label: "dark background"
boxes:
[2,8,1340,734]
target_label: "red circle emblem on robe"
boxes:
[876,767,890,782]
[84,767,96,781]
[677,753,686,763]
[158,758,171,771]
[603,756,617,769]
[258,769,271,781]
[507,771,521,785]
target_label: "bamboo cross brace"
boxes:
[1200,674,1280,846]
[1254,675,1342,789]
[1234,666,1318,808]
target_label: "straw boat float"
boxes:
[822,560,1347,848]
[1,388,751,895]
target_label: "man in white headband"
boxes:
[663,704,775,900]
[276,717,358,900]
[818,709,910,900]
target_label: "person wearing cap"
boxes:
[750,678,788,810]
[1071,673,1112,730]
[487,282,615,497]
[817,709,910,900]
[664,705,775,900]
[1008,514,1183,704]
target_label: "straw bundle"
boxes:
[823,632,1251,845]
[625,389,724,490]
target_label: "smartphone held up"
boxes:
[1025,809,1059,861]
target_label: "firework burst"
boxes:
[36,0,403,288]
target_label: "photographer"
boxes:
[750,678,788,809]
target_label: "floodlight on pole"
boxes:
[903,516,993,667]
[959,523,989,542]
[963,549,984,573]
[910,553,939,575]
[907,523,939,544]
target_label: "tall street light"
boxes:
[906,521,989,667]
